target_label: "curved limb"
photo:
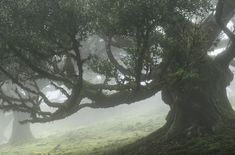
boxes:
[214,0,235,66]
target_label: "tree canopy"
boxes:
[0,0,235,125]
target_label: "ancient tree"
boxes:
[0,0,235,154]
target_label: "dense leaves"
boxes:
[0,0,228,124]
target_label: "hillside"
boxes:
[0,109,166,155]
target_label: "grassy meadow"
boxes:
[0,108,166,155]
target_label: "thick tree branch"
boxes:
[200,0,235,51]
[214,0,235,66]
[84,80,161,109]
[84,80,133,91]
[216,0,235,41]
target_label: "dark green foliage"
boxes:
[1,0,235,154]
[0,0,92,79]
[87,0,213,82]
[0,0,213,82]
[88,56,118,78]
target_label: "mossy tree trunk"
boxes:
[160,57,235,139]
[114,57,235,155]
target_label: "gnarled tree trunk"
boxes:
[161,57,235,138]
[114,57,235,155]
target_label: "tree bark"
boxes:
[160,57,235,139]
[8,112,34,145]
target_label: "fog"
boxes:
[1,75,235,144]
[1,10,235,148]
[0,34,170,145]
[27,19,235,141]
[0,91,168,143]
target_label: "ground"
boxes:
[111,102,235,155]
[0,107,166,155]
[0,100,234,155]
[112,125,235,155]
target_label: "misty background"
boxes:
[1,13,235,146]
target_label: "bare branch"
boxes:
[105,36,133,76]
[50,82,70,98]
[32,80,64,108]
[84,80,133,91]
[214,0,235,65]
[200,0,235,51]
[215,0,235,41]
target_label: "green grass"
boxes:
[1,98,233,155]
[0,109,166,155]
